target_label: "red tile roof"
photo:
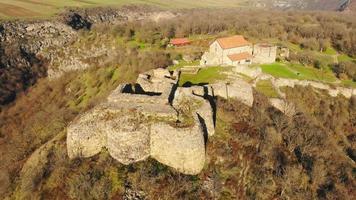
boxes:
[170,38,191,45]
[216,35,251,49]
[227,52,253,62]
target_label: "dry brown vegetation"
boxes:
[1,7,356,199]
[2,83,355,199]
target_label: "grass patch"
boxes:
[341,79,356,88]
[179,66,230,86]
[338,54,355,62]
[255,80,279,98]
[324,47,337,55]
[168,60,200,71]
[261,62,337,83]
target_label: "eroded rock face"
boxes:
[173,86,215,136]
[197,102,215,136]
[67,104,153,165]
[150,120,205,175]
[67,105,111,159]
[106,114,150,165]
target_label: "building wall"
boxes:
[210,41,223,64]
[201,41,254,67]
[232,59,252,66]
[253,45,277,64]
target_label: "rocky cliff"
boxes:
[0,6,176,106]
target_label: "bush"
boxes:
[313,60,321,69]
[332,61,356,80]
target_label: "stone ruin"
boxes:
[66,66,261,174]
[253,43,277,64]
[68,64,355,175]
[67,68,217,175]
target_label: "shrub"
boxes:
[332,61,356,80]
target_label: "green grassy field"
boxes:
[260,62,338,83]
[178,66,230,86]
[338,54,355,62]
[0,0,247,19]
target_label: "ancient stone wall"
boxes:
[67,68,215,175]
[253,44,277,64]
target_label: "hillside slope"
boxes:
[0,0,352,19]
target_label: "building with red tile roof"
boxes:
[201,35,253,66]
[200,35,277,67]
[216,35,251,49]
[170,38,191,46]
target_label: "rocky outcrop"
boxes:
[211,79,254,107]
[150,120,205,175]
[67,68,215,175]
[67,105,110,159]
[269,98,296,117]
[0,6,178,105]
[173,86,215,136]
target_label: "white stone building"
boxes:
[200,35,277,67]
[200,35,253,66]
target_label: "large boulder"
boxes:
[150,119,206,175]
[106,115,150,165]
[67,105,109,159]
[67,73,217,175]
[67,104,151,164]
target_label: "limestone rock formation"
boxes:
[67,68,216,174]
[197,102,216,136]
[67,105,109,159]
[106,115,151,165]
[172,86,215,136]
[150,120,206,175]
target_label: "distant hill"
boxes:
[346,0,356,11]
[0,0,353,19]
[249,0,352,11]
